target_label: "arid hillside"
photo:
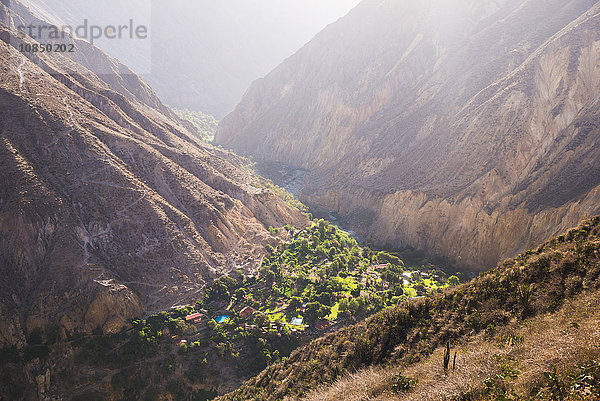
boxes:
[0,0,305,346]
[217,0,600,270]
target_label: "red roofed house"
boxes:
[240,306,255,318]
[185,313,202,323]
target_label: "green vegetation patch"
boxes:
[173,108,218,142]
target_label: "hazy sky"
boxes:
[20,0,362,69]
[18,0,363,116]
[147,0,364,115]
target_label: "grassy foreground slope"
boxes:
[305,288,600,401]
[218,216,600,400]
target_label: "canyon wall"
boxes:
[218,0,600,269]
[0,0,305,345]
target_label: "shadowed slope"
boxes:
[0,0,306,345]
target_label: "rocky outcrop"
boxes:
[217,0,600,269]
[0,1,305,345]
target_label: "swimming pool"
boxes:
[215,315,230,323]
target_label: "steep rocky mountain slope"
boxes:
[218,215,600,400]
[217,0,600,270]
[19,0,361,118]
[0,0,305,346]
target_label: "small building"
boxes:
[185,313,203,323]
[290,317,304,326]
[240,306,255,318]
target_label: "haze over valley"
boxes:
[1,1,600,400]
[19,0,361,118]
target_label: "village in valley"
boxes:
[150,220,457,366]
[70,219,458,395]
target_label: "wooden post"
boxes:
[443,341,450,373]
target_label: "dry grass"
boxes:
[301,339,500,401]
[303,290,600,401]
[297,367,395,401]
[510,294,600,395]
